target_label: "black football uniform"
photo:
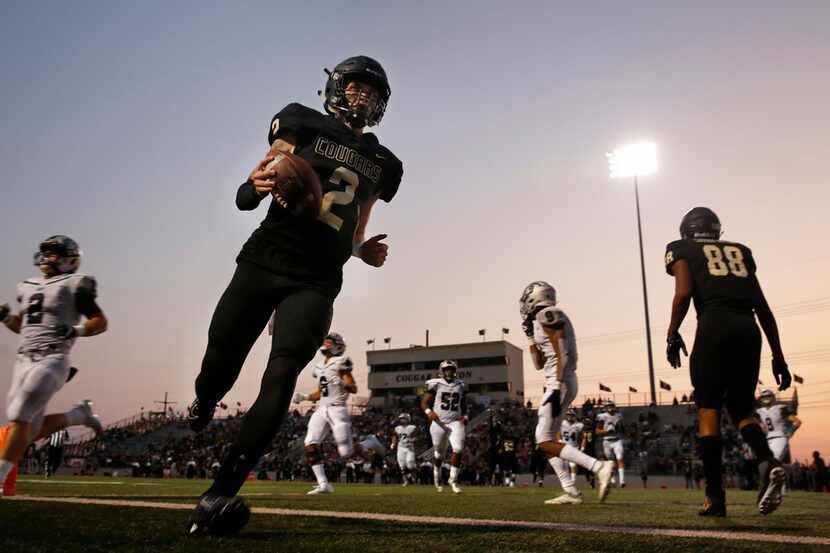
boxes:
[665,238,764,420]
[497,436,519,475]
[194,104,402,498]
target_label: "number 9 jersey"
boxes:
[238,103,404,288]
[664,238,761,315]
[312,355,353,407]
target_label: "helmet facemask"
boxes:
[34,235,81,276]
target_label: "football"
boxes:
[265,149,323,218]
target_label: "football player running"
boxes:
[0,236,107,494]
[596,401,626,487]
[756,389,801,463]
[665,207,790,517]
[558,409,584,482]
[392,413,418,486]
[185,56,402,535]
[421,360,467,494]
[293,333,385,494]
[520,281,614,505]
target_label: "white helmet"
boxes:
[758,388,775,406]
[439,360,458,382]
[519,281,557,319]
[320,332,346,356]
[398,413,411,425]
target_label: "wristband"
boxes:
[352,241,365,258]
[73,325,87,337]
[527,336,537,347]
[424,408,433,416]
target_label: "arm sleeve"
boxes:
[236,179,267,211]
[376,146,403,203]
[338,357,354,374]
[74,276,102,317]
[268,103,319,146]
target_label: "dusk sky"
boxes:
[1,1,828,460]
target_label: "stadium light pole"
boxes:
[607,141,658,405]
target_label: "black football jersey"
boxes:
[664,238,762,315]
[238,103,403,286]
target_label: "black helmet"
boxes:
[322,56,390,127]
[33,235,82,274]
[679,207,722,240]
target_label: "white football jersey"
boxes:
[426,378,466,423]
[312,355,353,407]
[16,273,98,353]
[596,411,623,441]
[757,404,791,439]
[394,424,417,451]
[559,419,584,446]
[531,306,577,386]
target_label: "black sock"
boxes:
[699,435,724,501]
[740,424,773,463]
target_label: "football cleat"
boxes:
[187,398,216,433]
[75,400,103,436]
[757,461,786,515]
[698,496,727,517]
[449,481,462,494]
[307,483,335,495]
[544,492,583,505]
[186,494,250,536]
[596,460,614,502]
[435,483,443,493]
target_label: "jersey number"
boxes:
[318,167,359,231]
[765,417,774,432]
[320,376,329,397]
[440,392,460,412]
[702,245,749,278]
[26,293,45,324]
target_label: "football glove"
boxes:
[543,389,561,418]
[292,392,309,404]
[666,333,688,369]
[0,303,10,323]
[772,358,791,391]
[54,323,78,340]
[521,314,534,338]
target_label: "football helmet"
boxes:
[604,401,617,413]
[758,388,776,406]
[320,332,346,357]
[519,281,557,319]
[34,235,81,275]
[322,56,390,128]
[398,413,411,425]
[440,360,458,382]
[679,207,722,241]
[565,408,577,422]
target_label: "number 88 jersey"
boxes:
[426,378,466,424]
[664,238,761,315]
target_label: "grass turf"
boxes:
[3,476,829,552]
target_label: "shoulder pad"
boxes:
[536,306,565,329]
[664,240,690,275]
[268,103,325,145]
[425,378,441,391]
[73,274,98,298]
[375,145,403,203]
[337,357,353,372]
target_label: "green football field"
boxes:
[3,476,829,552]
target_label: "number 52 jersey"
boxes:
[426,378,466,424]
[664,238,761,315]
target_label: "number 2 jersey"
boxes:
[596,411,623,442]
[238,103,404,290]
[426,378,466,424]
[311,355,354,407]
[664,238,762,316]
[394,424,417,451]
[16,273,100,354]
[756,404,792,439]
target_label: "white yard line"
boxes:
[7,495,830,546]
[17,480,124,485]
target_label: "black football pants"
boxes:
[195,260,333,496]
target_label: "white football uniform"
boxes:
[560,420,584,447]
[304,355,355,457]
[6,273,98,430]
[531,306,579,444]
[426,378,466,456]
[597,411,624,462]
[757,404,792,461]
[395,424,418,470]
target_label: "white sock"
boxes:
[0,460,13,485]
[559,444,599,472]
[449,466,460,483]
[311,463,328,485]
[550,456,577,494]
[433,465,441,485]
[64,405,86,426]
[618,468,625,484]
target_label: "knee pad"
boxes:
[304,445,322,465]
[337,442,354,459]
